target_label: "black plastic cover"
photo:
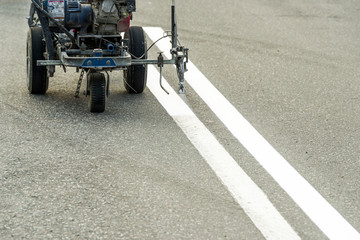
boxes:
[127,0,136,12]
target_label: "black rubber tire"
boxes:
[88,73,106,113]
[27,27,49,94]
[123,26,147,94]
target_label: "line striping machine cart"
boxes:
[27,0,188,112]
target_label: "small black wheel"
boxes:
[88,72,106,113]
[27,27,49,94]
[123,26,147,94]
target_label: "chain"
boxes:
[74,69,85,98]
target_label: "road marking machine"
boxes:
[27,0,188,112]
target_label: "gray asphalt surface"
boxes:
[1,0,359,239]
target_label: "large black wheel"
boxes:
[88,72,106,113]
[123,26,147,94]
[27,27,49,94]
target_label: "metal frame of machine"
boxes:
[27,0,188,112]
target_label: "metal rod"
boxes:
[171,0,177,51]
[159,66,169,95]
[131,59,175,65]
[37,59,175,67]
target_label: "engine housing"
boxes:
[42,0,135,34]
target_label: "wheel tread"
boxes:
[88,73,106,113]
[124,26,148,94]
[27,27,49,94]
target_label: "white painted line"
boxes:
[147,65,300,240]
[144,27,360,240]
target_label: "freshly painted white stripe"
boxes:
[144,27,360,240]
[147,65,300,240]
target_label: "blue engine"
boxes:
[42,0,92,33]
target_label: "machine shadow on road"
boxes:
[25,87,155,124]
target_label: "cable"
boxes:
[128,35,168,60]
[94,34,168,60]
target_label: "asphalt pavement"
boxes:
[0,0,359,239]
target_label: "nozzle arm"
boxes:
[170,0,188,94]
